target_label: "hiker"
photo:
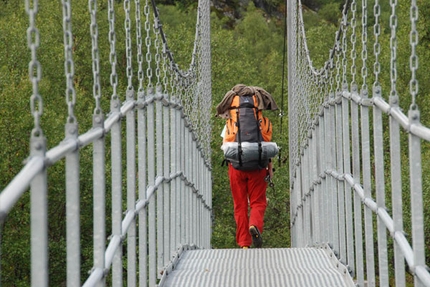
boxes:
[216,84,279,249]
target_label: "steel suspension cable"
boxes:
[350,0,357,89]
[89,0,102,116]
[108,0,119,102]
[62,0,77,124]
[124,0,133,91]
[361,0,368,94]
[26,0,44,138]
[409,0,419,110]
[135,0,145,94]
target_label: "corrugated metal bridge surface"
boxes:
[163,248,355,286]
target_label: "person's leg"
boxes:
[247,168,268,233]
[228,165,252,247]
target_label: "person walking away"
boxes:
[216,84,279,248]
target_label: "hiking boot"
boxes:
[249,225,262,248]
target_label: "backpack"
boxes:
[222,94,278,170]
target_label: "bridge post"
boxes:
[92,113,106,287]
[30,134,48,287]
[137,90,148,287]
[111,94,123,287]
[350,85,364,286]
[65,121,81,287]
[126,88,137,286]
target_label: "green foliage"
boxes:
[318,2,342,25]
[0,12,34,285]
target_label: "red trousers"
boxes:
[228,164,268,247]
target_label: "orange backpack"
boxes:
[224,94,272,143]
[223,94,274,170]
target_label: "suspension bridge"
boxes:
[0,0,429,286]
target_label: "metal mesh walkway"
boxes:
[162,248,355,286]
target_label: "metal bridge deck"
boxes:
[162,247,355,287]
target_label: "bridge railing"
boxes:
[288,0,430,286]
[0,0,211,286]
[1,90,212,287]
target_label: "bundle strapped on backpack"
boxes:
[220,92,279,170]
[221,141,279,169]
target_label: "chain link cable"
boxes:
[390,0,398,98]
[350,0,357,88]
[124,0,133,90]
[409,0,419,109]
[329,56,335,94]
[144,0,153,89]
[306,71,314,130]
[318,73,325,107]
[312,71,320,118]
[335,40,341,93]
[373,0,381,88]
[169,63,178,99]
[154,17,162,88]
[323,67,330,99]
[162,42,169,95]
[108,0,119,101]
[361,0,368,93]
[183,78,192,124]
[62,0,77,124]
[26,0,44,137]
[195,9,204,142]
[135,0,145,93]
[201,1,212,161]
[341,8,349,89]
[89,0,102,115]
